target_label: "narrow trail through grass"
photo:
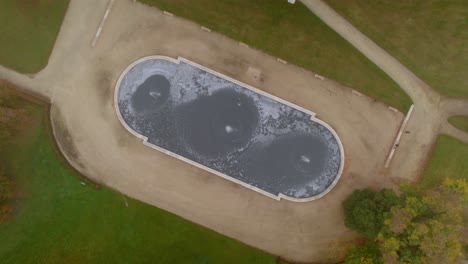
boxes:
[326,0,468,99]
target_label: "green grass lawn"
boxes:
[420,135,468,257]
[0,0,69,73]
[0,86,276,263]
[420,135,468,189]
[326,0,468,99]
[448,116,468,133]
[140,0,411,112]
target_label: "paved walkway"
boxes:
[440,98,468,144]
[300,0,468,178]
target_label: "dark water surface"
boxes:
[117,58,342,200]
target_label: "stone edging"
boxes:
[114,55,345,202]
[385,104,414,168]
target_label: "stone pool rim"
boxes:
[114,55,345,202]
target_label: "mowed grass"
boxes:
[0,87,276,264]
[420,135,468,189]
[326,0,468,98]
[0,0,69,73]
[140,0,411,112]
[448,116,468,133]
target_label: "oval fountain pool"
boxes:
[115,56,344,202]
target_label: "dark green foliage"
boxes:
[343,181,466,264]
[343,189,399,238]
[377,182,465,264]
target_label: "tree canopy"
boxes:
[343,179,466,264]
[343,188,399,238]
[345,241,383,264]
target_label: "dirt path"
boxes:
[300,0,468,180]
[0,0,466,262]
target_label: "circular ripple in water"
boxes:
[131,74,171,113]
[176,89,259,158]
[246,133,329,193]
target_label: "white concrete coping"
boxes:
[162,11,174,17]
[276,58,287,64]
[114,55,345,202]
[387,106,399,113]
[201,26,211,32]
[314,73,325,80]
[91,0,115,48]
[239,42,249,48]
[351,90,363,96]
[385,104,414,168]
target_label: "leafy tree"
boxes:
[343,179,466,264]
[343,189,399,238]
[344,241,383,264]
[378,182,465,264]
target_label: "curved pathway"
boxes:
[300,0,468,179]
[440,98,468,144]
[441,98,468,117]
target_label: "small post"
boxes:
[351,90,362,96]
[387,106,398,113]
[276,58,287,64]
[314,73,325,80]
[163,11,174,17]
[201,26,211,32]
[239,42,249,48]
